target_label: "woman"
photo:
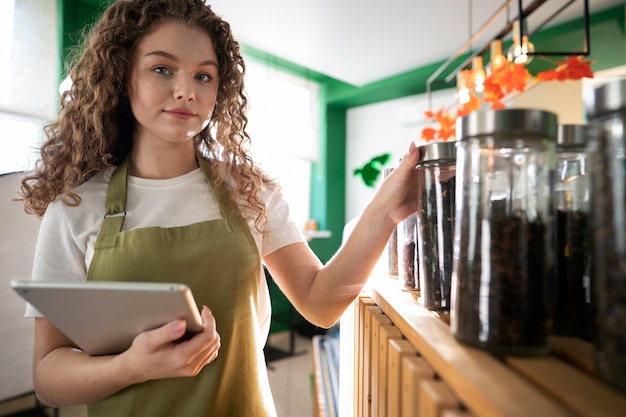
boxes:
[18,0,420,415]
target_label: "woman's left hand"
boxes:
[369,141,421,226]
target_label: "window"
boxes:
[244,59,320,228]
[0,3,319,229]
[0,0,59,174]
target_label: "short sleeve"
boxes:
[24,202,90,317]
[257,182,306,258]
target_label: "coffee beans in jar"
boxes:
[451,108,557,356]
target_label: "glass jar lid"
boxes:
[456,108,558,141]
[417,141,456,163]
[558,124,588,146]
[584,77,626,119]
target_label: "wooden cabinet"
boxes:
[346,277,626,417]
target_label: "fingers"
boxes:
[372,141,421,224]
[205,343,220,365]
[408,140,418,157]
[134,306,219,353]
[383,141,420,185]
[399,141,420,171]
[199,305,220,364]
[134,319,187,352]
[168,306,221,374]
[170,319,187,340]
[122,305,222,381]
[201,305,217,331]
[203,307,220,342]
[177,306,221,372]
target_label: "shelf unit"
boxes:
[337,276,626,417]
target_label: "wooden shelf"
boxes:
[354,276,626,417]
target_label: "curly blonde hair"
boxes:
[18,0,269,232]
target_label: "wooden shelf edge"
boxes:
[506,355,626,417]
[371,277,574,417]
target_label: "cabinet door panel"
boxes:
[418,380,460,417]
[377,324,403,417]
[387,339,417,417]
[401,355,435,416]
[370,311,391,417]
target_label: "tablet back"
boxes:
[11,280,203,356]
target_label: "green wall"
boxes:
[58,1,626,264]
[57,0,110,80]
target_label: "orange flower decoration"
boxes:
[419,55,594,143]
[457,93,481,117]
[483,76,506,109]
[536,56,594,82]
[421,108,457,142]
[483,63,530,109]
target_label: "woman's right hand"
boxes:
[33,306,220,407]
[120,305,221,384]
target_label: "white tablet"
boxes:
[11,279,203,356]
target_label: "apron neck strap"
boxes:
[99,151,244,238]
[100,157,130,235]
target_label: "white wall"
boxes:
[0,173,41,401]
[509,80,584,124]
[345,89,457,221]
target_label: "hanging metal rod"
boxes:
[529,0,576,35]
[441,0,554,87]
[442,0,550,85]
[426,0,590,108]
[523,0,590,56]
[426,0,514,109]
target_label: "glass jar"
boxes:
[552,124,593,339]
[415,141,457,313]
[384,167,399,279]
[397,212,418,295]
[451,108,557,356]
[584,78,626,392]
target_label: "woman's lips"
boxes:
[165,108,195,120]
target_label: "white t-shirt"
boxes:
[25,166,305,339]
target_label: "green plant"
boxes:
[353,153,391,187]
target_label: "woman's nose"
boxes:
[174,77,195,101]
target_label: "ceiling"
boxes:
[208,0,624,86]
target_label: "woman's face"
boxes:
[127,20,219,149]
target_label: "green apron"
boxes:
[85,155,273,416]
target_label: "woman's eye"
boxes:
[196,73,213,82]
[153,66,172,76]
